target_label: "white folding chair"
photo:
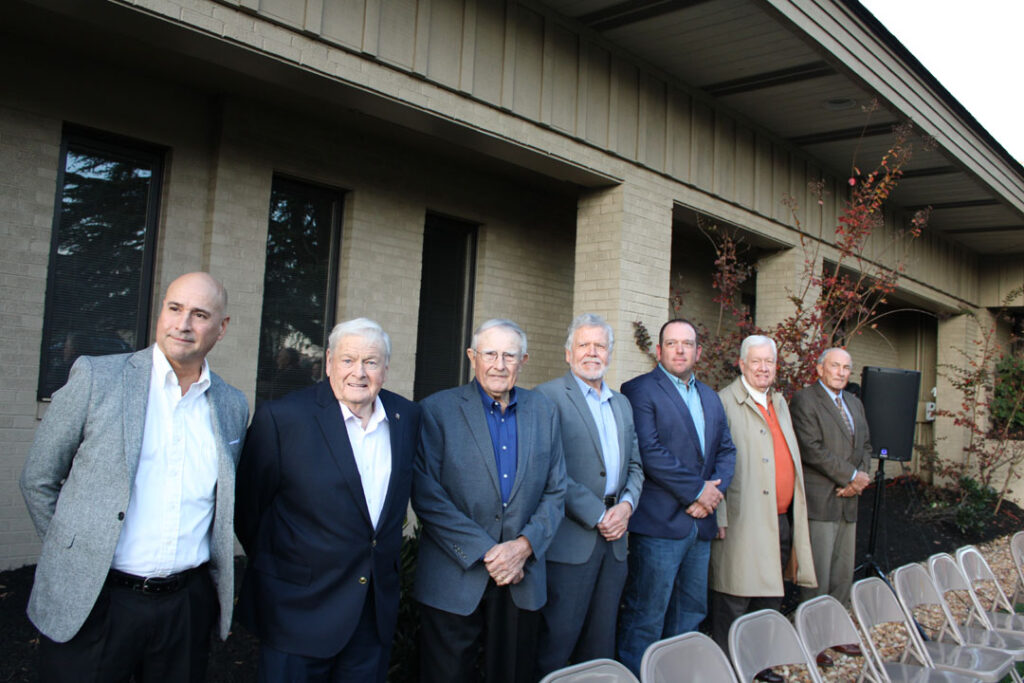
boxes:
[539,658,640,683]
[956,545,1024,634]
[728,608,822,683]
[891,563,1016,682]
[640,631,738,683]
[796,594,974,682]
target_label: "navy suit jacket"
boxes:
[620,367,735,541]
[412,381,566,616]
[234,381,420,659]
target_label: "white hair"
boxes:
[327,318,391,363]
[471,318,527,357]
[817,347,851,365]
[740,335,777,361]
[564,313,614,353]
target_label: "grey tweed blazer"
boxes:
[20,348,249,643]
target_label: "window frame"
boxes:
[37,126,164,401]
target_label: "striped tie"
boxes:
[835,394,854,440]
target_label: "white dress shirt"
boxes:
[340,396,392,529]
[740,375,769,409]
[112,345,218,577]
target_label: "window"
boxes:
[37,128,163,400]
[255,176,343,405]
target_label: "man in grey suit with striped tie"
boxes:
[790,347,873,606]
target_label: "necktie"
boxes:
[835,394,854,439]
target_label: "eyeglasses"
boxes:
[475,350,521,366]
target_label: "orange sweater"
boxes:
[756,400,795,514]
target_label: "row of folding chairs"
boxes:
[541,531,1024,682]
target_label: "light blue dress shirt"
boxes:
[572,373,621,497]
[659,364,705,455]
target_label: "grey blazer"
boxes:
[790,382,872,523]
[20,348,249,643]
[412,381,566,616]
[535,372,643,563]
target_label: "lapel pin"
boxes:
[395,412,400,420]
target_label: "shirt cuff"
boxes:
[620,492,635,509]
[849,469,858,482]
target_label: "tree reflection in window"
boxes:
[255,177,342,405]
[38,133,161,400]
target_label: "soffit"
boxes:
[541,0,1024,255]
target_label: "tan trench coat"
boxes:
[709,377,817,596]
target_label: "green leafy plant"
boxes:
[952,476,999,536]
[919,289,1024,514]
[990,355,1024,439]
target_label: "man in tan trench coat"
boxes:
[709,335,816,653]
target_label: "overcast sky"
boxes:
[858,0,1024,166]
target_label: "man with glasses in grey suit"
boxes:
[413,318,566,683]
[534,314,643,677]
[20,272,249,682]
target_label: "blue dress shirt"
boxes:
[571,373,621,498]
[477,381,518,505]
[659,364,706,455]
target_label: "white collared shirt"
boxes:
[112,345,218,577]
[340,396,392,529]
[741,375,769,409]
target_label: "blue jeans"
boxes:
[616,528,711,676]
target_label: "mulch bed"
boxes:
[0,475,1020,681]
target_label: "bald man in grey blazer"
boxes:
[21,273,248,682]
[534,314,643,677]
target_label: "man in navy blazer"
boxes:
[616,318,736,675]
[235,318,420,682]
[412,318,566,683]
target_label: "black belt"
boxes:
[107,564,206,595]
[603,495,618,508]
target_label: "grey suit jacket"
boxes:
[535,372,643,563]
[20,348,249,642]
[790,382,872,523]
[412,381,566,616]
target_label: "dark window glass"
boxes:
[255,176,343,406]
[414,214,477,400]
[37,130,162,400]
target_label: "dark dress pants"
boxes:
[536,538,626,677]
[418,580,539,683]
[38,567,217,683]
[710,513,792,649]
[256,585,387,683]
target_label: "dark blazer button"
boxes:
[117,512,125,521]
[494,514,500,521]
[599,471,606,477]
[371,539,377,547]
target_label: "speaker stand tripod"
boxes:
[855,452,889,581]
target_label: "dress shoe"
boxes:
[832,643,863,656]
[816,652,834,667]
[754,669,784,682]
